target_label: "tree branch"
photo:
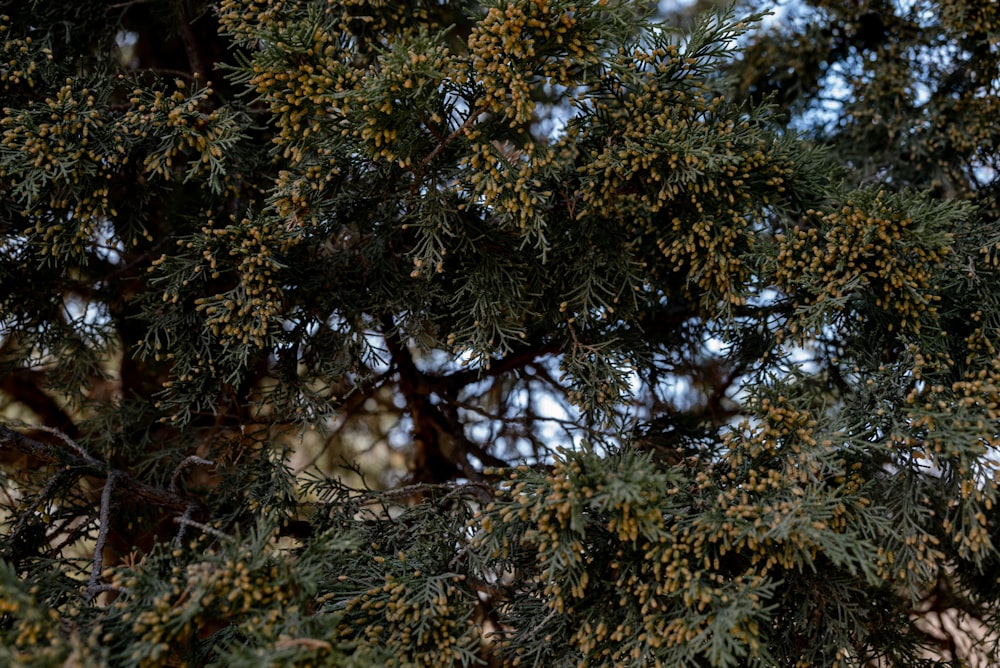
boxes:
[88,471,124,594]
[174,0,206,80]
[169,455,216,494]
[437,340,561,392]
[0,369,79,438]
[0,424,196,512]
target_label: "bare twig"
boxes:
[374,480,493,504]
[169,456,216,493]
[419,105,486,170]
[0,424,194,511]
[293,388,385,474]
[524,606,559,640]
[442,479,493,505]
[3,423,209,580]
[175,503,199,543]
[87,583,130,597]
[22,424,98,464]
[88,471,124,593]
[173,515,233,542]
[106,0,151,9]
[49,514,99,557]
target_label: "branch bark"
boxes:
[0,424,196,511]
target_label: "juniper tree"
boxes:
[2,0,999,666]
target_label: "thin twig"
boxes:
[443,480,493,505]
[169,456,216,493]
[48,513,99,558]
[375,480,494,503]
[293,389,385,474]
[419,105,485,170]
[175,503,199,544]
[0,425,194,511]
[524,606,559,640]
[173,515,233,542]
[88,471,123,593]
[24,425,98,464]
[106,0,151,8]
[87,583,130,597]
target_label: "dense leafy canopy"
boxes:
[2,0,1000,666]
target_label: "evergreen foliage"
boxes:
[2,0,1000,665]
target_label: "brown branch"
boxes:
[0,424,195,512]
[174,1,206,80]
[0,369,79,438]
[419,105,486,171]
[2,424,212,590]
[382,315,508,481]
[438,340,561,392]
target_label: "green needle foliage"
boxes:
[2,0,1000,665]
